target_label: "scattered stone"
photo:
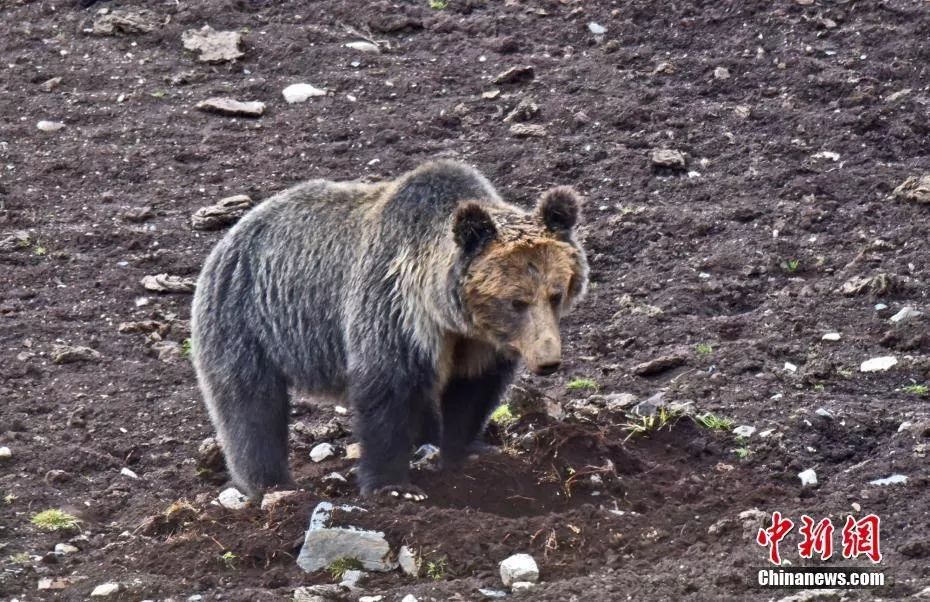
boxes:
[37,120,66,132]
[191,195,253,230]
[91,583,121,597]
[398,545,419,576]
[216,487,249,510]
[197,436,224,473]
[603,392,638,412]
[814,408,834,420]
[40,76,62,92]
[283,83,327,104]
[587,22,606,35]
[45,469,72,484]
[890,174,930,205]
[401,595,418,602]
[738,508,768,535]
[141,274,196,293]
[196,97,265,118]
[869,474,907,486]
[0,230,31,251]
[120,467,139,479]
[261,490,298,509]
[821,332,841,342]
[293,584,350,602]
[118,320,166,335]
[38,576,85,590]
[798,468,818,487]
[499,553,539,587]
[182,26,244,63]
[52,344,102,364]
[503,97,539,123]
[713,66,730,80]
[55,543,79,555]
[478,589,509,599]
[359,597,383,602]
[482,89,501,100]
[734,105,751,119]
[890,306,922,324]
[840,273,896,296]
[411,444,440,469]
[860,356,898,373]
[297,502,395,572]
[784,362,798,373]
[121,205,154,222]
[310,442,336,462]
[345,41,380,53]
[93,8,158,35]
[323,472,347,483]
[633,355,685,376]
[340,569,365,589]
[512,582,536,593]
[811,151,840,162]
[344,443,362,459]
[775,590,841,602]
[650,149,687,170]
[631,392,666,417]
[0,447,10,460]
[151,341,182,363]
[509,123,547,138]
[492,65,535,85]
[875,303,888,311]
[885,88,912,103]
[733,425,756,438]
[707,518,734,535]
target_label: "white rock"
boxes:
[512,582,536,593]
[869,474,907,486]
[182,26,243,63]
[733,425,756,438]
[120,467,139,479]
[55,543,79,555]
[478,589,508,599]
[874,303,888,311]
[821,332,841,342]
[91,583,120,597]
[339,569,364,588]
[310,442,335,462]
[323,472,347,482]
[344,443,362,459]
[811,151,840,162]
[217,487,249,510]
[860,356,898,373]
[587,22,606,35]
[890,306,922,323]
[283,83,326,104]
[0,446,11,459]
[798,469,818,487]
[261,490,298,509]
[37,120,66,132]
[297,502,396,572]
[814,408,834,419]
[398,545,419,576]
[401,596,418,602]
[345,41,380,53]
[359,596,383,602]
[334,405,349,415]
[196,97,266,117]
[500,553,539,587]
[713,66,730,80]
[784,362,798,373]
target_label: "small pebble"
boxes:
[733,425,756,438]
[282,83,326,104]
[90,583,120,597]
[120,467,139,479]
[869,474,907,486]
[37,120,66,132]
[587,22,606,35]
[0,446,11,460]
[860,356,898,373]
[54,543,79,555]
[344,443,362,459]
[310,442,335,463]
[216,487,249,510]
[798,468,817,487]
[821,332,841,342]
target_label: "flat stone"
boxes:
[293,585,350,602]
[821,332,841,342]
[860,356,898,373]
[890,174,930,204]
[36,120,66,132]
[890,306,922,324]
[93,9,158,35]
[90,583,120,597]
[0,230,32,251]
[297,502,396,572]
[191,194,253,230]
[283,83,327,104]
[503,97,539,123]
[344,443,362,459]
[182,26,244,63]
[733,425,756,438]
[587,22,606,35]
[650,148,687,169]
[310,442,335,462]
[0,446,11,459]
[512,581,536,593]
[340,569,365,589]
[196,97,265,117]
[798,468,818,487]
[140,273,196,293]
[216,487,249,510]
[345,41,380,53]
[52,344,101,364]
[398,545,419,576]
[478,589,508,599]
[261,490,299,510]
[633,355,686,376]
[869,474,907,486]
[499,553,539,587]
[55,543,79,555]
[509,123,547,138]
[492,65,535,85]
[713,66,731,79]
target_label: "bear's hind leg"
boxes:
[196,341,291,499]
[439,358,516,469]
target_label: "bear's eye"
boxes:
[510,299,530,312]
[550,293,563,307]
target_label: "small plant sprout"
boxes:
[328,557,364,581]
[695,343,713,355]
[181,338,192,358]
[902,384,929,396]
[489,404,516,425]
[813,383,825,392]
[219,550,238,569]
[734,447,752,459]
[429,0,448,8]
[9,552,31,564]
[426,556,448,581]
[783,259,800,273]
[3,493,16,505]
[566,378,599,392]
[623,407,679,441]
[694,413,734,431]
[30,509,81,532]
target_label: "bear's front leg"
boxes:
[349,352,436,499]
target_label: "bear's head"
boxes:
[454,187,588,375]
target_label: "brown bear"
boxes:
[190,160,588,499]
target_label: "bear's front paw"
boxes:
[365,484,428,502]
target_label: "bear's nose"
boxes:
[533,361,561,376]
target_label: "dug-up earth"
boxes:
[1,1,929,601]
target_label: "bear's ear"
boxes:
[537,186,581,234]
[453,202,498,254]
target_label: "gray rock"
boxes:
[798,468,818,487]
[633,354,686,376]
[283,83,327,104]
[587,22,606,35]
[339,569,365,589]
[344,443,362,459]
[261,490,298,509]
[492,65,535,85]
[182,26,244,63]
[860,356,898,373]
[90,583,121,597]
[93,9,158,35]
[398,545,419,576]
[509,123,547,138]
[713,66,731,79]
[499,553,539,587]
[503,97,539,124]
[52,344,101,364]
[191,195,253,230]
[0,230,31,251]
[345,41,380,53]
[411,444,439,469]
[196,97,265,118]
[54,543,79,555]
[293,584,350,602]
[603,393,638,411]
[401,596,418,602]
[512,582,535,593]
[216,487,249,510]
[310,442,336,463]
[890,174,930,205]
[775,590,842,602]
[140,273,196,293]
[814,408,834,419]
[869,474,907,486]
[631,392,666,417]
[478,589,508,599]
[821,332,841,342]
[36,120,66,132]
[732,425,756,438]
[650,149,687,169]
[297,502,396,572]
[890,306,922,324]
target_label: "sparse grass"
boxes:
[150,89,169,99]
[813,383,825,392]
[426,557,448,581]
[30,509,81,532]
[734,447,753,459]
[181,338,192,358]
[623,407,680,441]
[218,550,238,569]
[489,404,516,425]
[328,557,364,581]
[9,552,31,564]
[33,245,47,256]
[695,343,713,355]
[566,378,599,392]
[903,384,929,396]
[429,0,448,8]
[783,259,800,273]
[3,493,16,505]
[694,413,734,431]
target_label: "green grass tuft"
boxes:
[903,384,928,396]
[694,413,734,431]
[426,557,448,581]
[566,378,599,392]
[695,343,713,355]
[489,404,516,425]
[328,557,364,581]
[30,509,81,532]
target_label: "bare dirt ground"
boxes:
[1,1,929,600]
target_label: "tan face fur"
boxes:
[464,239,584,375]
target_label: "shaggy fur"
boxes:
[191,160,588,497]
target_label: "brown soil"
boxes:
[2,1,929,601]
